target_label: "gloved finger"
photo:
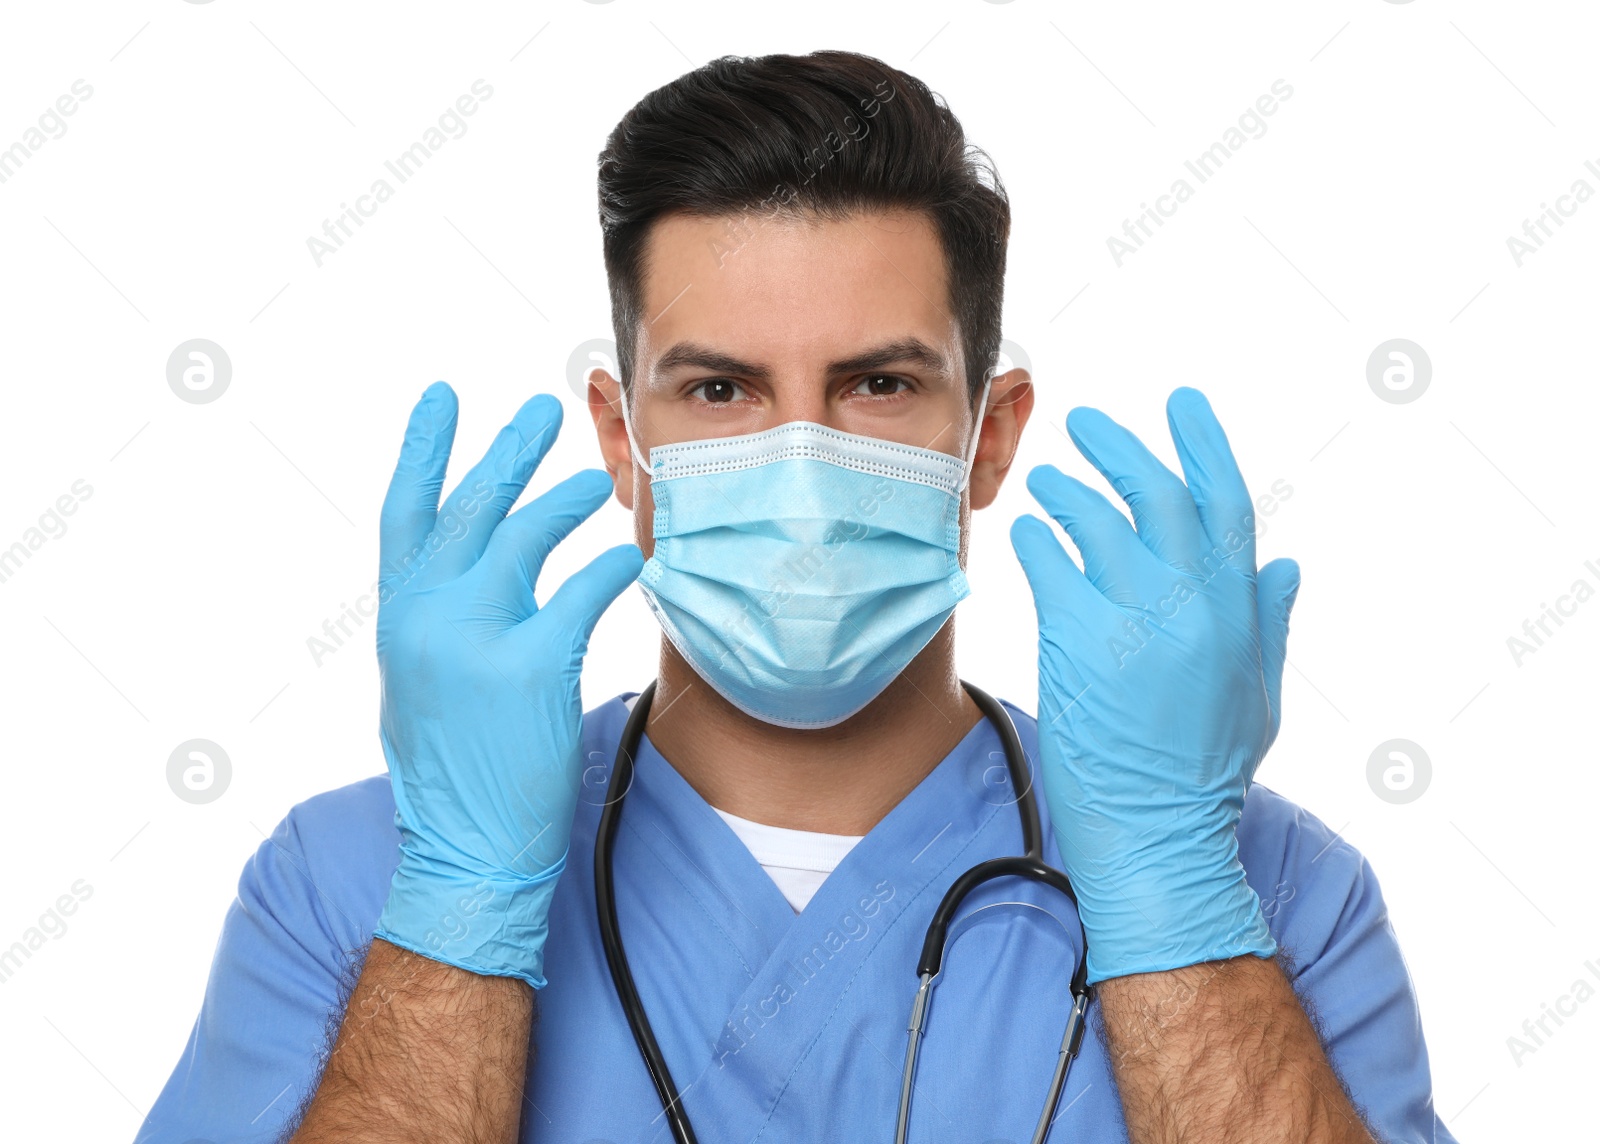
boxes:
[535,543,646,651]
[1025,465,1155,603]
[1008,513,1108,625]
[428,393,565,583]
[1165,387,1257,577]
[1256,556,1301,749]
[473,469,617,611]
[379,381,458,584]
[1065,405,1209,568]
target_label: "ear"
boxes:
[968,368,1033,510]
[586,369,635,511]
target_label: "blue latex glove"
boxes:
[1010,387,1300,985]
[372,383,643,988]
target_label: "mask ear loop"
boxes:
[616,383,653,474]
[957,374,995,495]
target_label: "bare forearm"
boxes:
[1097,954,1375,1144]
[288,937,533,1144]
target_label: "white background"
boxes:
[1,2,1595,1140]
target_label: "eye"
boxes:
[850,374,911,398]
[687,378,749,404]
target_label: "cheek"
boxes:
[635,472,656,559]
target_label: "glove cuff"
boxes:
[1080,860,1276,985]
[374,851,567,988]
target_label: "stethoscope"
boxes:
[594,679,1094,1144]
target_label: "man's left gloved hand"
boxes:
[1010,387,1301,985]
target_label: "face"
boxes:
[587,207,1033,560]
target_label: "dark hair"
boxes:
[597,50,1010,404]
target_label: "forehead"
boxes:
[635,208,957,366]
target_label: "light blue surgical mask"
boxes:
[620,385,989,728]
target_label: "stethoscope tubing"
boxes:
[594,679,1092,1144]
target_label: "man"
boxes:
[137,51,1455,1144]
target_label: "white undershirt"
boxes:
[711,806,864,913]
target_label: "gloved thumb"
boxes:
[1256,557,1301,748]
[1008,514,1102,627]
[539,543,646,654]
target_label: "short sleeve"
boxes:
[1239,784,1459,1144]
[134,776,397,1144]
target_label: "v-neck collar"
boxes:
[617,706,1025,1138]
[624,703,1015,938]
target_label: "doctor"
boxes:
[137,50,1454,1144]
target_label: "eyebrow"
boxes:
[651,337,952,383]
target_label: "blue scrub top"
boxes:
[134,695,1459,1144]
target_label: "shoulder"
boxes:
[1235,780,1365,880]
[1235,782,1395,979]
[1236,780,1359,880]
[997,700,1384,968]
[236,774,400,958]
[252,691,640,920]
[265,772,399,874]
[274,772,396,852]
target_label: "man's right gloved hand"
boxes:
[371,382,642,988]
